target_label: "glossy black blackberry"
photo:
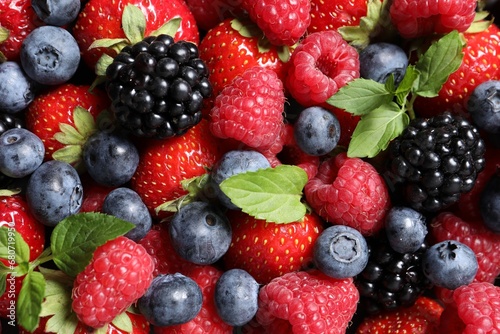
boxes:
[0,112,24,136]
[354,233,432,315]
[387,112,485,212]
[105,34,212,139]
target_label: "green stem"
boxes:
[407,94,417,120]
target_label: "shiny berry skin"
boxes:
[31,0,80,26]
[467,79,500,134]
[384,206,428,254]
[0,61,35,114]
[359,42,409,86]
[0,128,44,179]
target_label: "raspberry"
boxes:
[72,236,154,328]
[285,30,359,107]
[241,0,311,46]
[304,152,390,236]
[255,270,359,334]
[389,0,477,39]
[209,66,285,152]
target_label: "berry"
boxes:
[0,128,44,178]
[467,79,500,134]
[105,35,212,139]
[214,268,259,327]
[102,187,152,242]
[293,106,341,156]
[79,175,115,213]
[183,0,242,31]
[389,0,477,39]
[304,152,390,236]
[359,42,409,86]
[31,0,80,26]
[0,61,35,114]
[138,273,203,327]
[169,201,232,265]
[209,66,285,153]
[83,131,140,187]
[384,206,428,254]
[285,30,360,107]
[241,0,311,46]
[308,0,368,33]
[255,270,359,334]
[387,112,486,212]
[20,25,80,85]
[313,225,369,279]
[210,150,271,209]
[422,240,478,290]
[72,236,154,328]
[0,112,24,136]
[26,160,83,227]
[480,171,500,233]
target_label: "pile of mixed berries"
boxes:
[2,0,500,333]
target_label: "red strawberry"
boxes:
[183,0,244,32]
[24,84,110,168]
[72,236,154,328]
[199,18,289,99]
[241,0,311,46]
[414,24,500,117]
[72,0,199,70]
[255,270,359,333]
[222,210,324,284]
[130,119,223,219]
[304,152,391,236]
[79,175,116,213]
[356,296,444,333]
[209,66,286,153]
[308,0,368,33]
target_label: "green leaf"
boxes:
[347,103,409,158]
[414,30,465,97]
[51,145,83,165]
[73,106,97,139]
[17,270,46,332]
[150,17,182,38]
[231,18,262,38]
[0,226,30,265]
[88,37,129,50]
[327,78,393,116]
[0,27,9,43]
[0,188,21,196]
[111,311,133,332]
[156,174,210,214]
[395,65,420,105]
[122,4,146,44]
[0,262,10,295]
[220,165,308,223]
[51,213,135,277]
[95,54,114,77]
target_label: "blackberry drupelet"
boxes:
[105,34,213,139]
[355,232,432,315]
[387,112,485,212]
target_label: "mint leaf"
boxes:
[17,270,45,332]
[0,226,30,265]
[327,78,393,116]
[395,65,420,105]
[220,165,308,224]
[122,4,146,44]
[51,213,135,277]
[347,102,409,158]
[414,30,465,97]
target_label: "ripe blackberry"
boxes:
[387,112,485,212]
[105,34,212,139]
[354,232,433,315]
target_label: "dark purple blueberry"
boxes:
[467,80,500,134]
[359,42,409,86]
[385,206,428,254]
[479,171,500,233]
[31,0,80,26]
[0,62,35,113]
[0,128,45,178]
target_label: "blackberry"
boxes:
[387,112,485,212]
[0,112,24,136]
[354,233,432,315]
[105,34,212,139]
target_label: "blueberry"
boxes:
[0,61,35,113]
[20,25,80,85]
[467,80,500,134]
[26,160,83,226]
[137,273,203,327]
[479,172,500,233]
[422,240,478,290]
[210,150,270,209]
[169,201,232,265]
[359,42,409,86]
[83,131,139,187]
[214,268,259,327]
[31,0,81,26]
[313,225,369,279]
[385,206,428,253]
[0,128,45,178]
[293,106,341,156]
[102,187,152,241]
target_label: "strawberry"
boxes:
[130,119,223,219]
[356,296,444,333]
[222,210,324,285]
[183,0,244,32]
[79,175,116,213]
[308,0,368,33]
[24,84,110,169]
[72,0,199,70]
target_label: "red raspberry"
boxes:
[439,282,500,333]
[72,236,154,328]
[209,66,285,152]
[304,152,390,236]
[255,270,359,334]
[285,30,359,107]
[241,0,311,46]
[389,0,476,39]
[183,0,242,31]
